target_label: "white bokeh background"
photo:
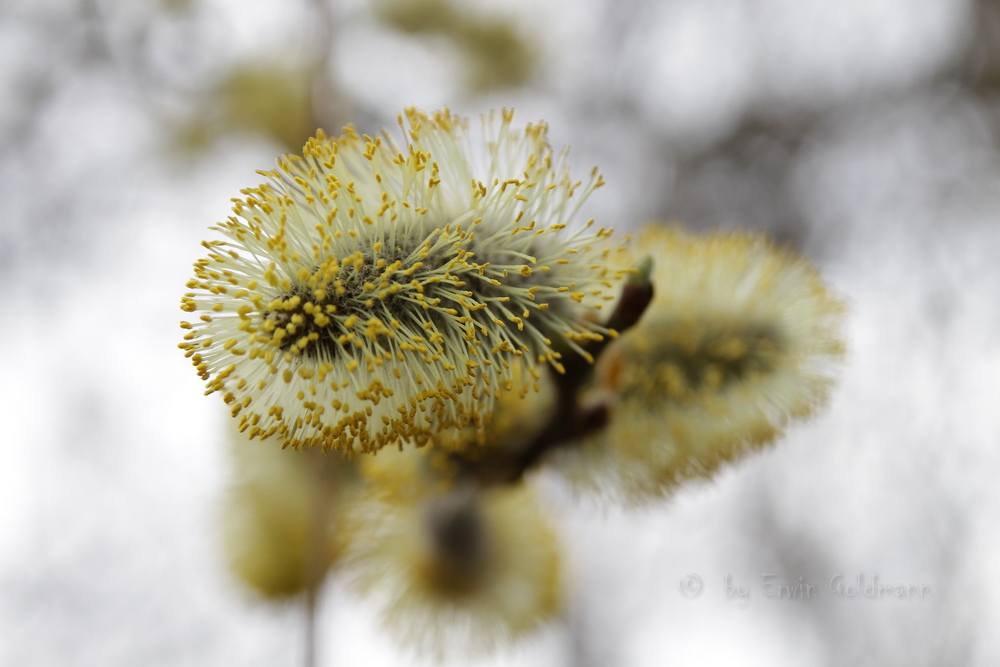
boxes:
[2,0,999,665]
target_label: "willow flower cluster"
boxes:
[347,449,562,657]
[179,108,623,454]
[222,423,356,599]
[556,225,846,502]
[185,107,847,658]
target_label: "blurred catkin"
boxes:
[222,426,356,599]
[557,225,846,502]
[343,481,562,656]
[178,61,317,153]
[375,0,536,92]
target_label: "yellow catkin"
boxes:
[221,422,359,598]
[342,482,562,657]
[180,108,627,453]
[558,224,846,503]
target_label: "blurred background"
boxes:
[2,0,999,664]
